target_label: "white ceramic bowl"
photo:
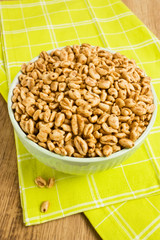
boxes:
[8,48,157,175]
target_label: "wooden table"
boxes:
[0,0,160,239]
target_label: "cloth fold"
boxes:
[0,0,160,239]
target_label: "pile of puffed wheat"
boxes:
[11,44,155,157]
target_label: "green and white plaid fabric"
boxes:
[86,194,160,240]
[0,40,8,101]
[0,0,160,239]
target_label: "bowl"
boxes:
[8,48,157,175]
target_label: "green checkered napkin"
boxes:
[0,41,8,101]
[1,0,160,239]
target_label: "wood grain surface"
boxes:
[0,0,160,239]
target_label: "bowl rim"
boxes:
[8,47,157,163]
